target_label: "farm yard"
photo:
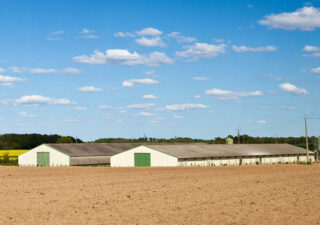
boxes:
[1,164,320,225]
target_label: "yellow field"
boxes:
[0,150,28,159]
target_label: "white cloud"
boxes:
[165,103,208,111]
[232,45,277,52]
[213,38,224,43]
[176,43,226,60]
[194,95,201,99]
[73,49,173,66]
[20,112,36,118]
[266,74,282,81]
[135,112,154,117]
[0,75,24,86]
[303,46,320,57]
[123,78,159,87]
[62,68,82,74]
[205,88,263,100]
[9,67,82,75]
[0,68,5,73]
[127,103,155,109]
[142,94,158,99]
[259,6,320,31]
[2,95,75,106]
[74,106,87,111]
[135,36,165,47]
[278,83,308,94]
[78,86,102,92]
[81,28,94,34]
[167,32,196,43]
[173,114,184,119]
[257,120,267,124]
[114,32,135,37]
[303,45,320,51]
[99,105,112,109]
[303,52,320,57]
[310,67,320,73]
[193,76,209,81]
[136,27,162,36]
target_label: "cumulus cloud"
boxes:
[205,88,263,101]
[122,78,159,87]
[194,95,201,99]
[9,67,82,75]
[136,27,162,36]
[176,43,226,60]
[0,68,5,73]
[2,95,75,106]
[127,103,155,109]
[257,120,267,124]
[173,114,184,118]
[232,45,277,52]
[142,94,158,99]
[278,83,308,94]
[46,30,64,41]
[0,75,24,86]
[73,49,173,66]
[78,86,102,92]
[167,32,196,43]
[165,103,208,111]
[135,36,165,47]
[193,76,209,81]
[259,6,320,31]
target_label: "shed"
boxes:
[18,143,140,166]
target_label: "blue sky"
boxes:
[0,0,320,141]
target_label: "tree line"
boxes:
[0,133,318,150]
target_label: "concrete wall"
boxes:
[111,146,178,167]
[18,145,70,166]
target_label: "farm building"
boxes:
[110,144,315,167]
[19,143,315,167]
[18,143,139,166]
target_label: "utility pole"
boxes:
[237,129,240,144]
[305,116,309,162]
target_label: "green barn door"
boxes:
[134,153,150,167]
[37,152,50,167]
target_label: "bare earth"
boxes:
[1,164,320,225]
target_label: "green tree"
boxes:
[56,136,74,143]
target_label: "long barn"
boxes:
[110,144,315,167]
[18,143,315,167]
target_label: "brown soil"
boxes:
[0,164,320,225]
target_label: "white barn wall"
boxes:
[111,146,178,167]
[18,145,70,167]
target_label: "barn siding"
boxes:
[18,145,70,166]
[111,146,178,167]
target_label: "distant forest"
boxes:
[0,133,318,150]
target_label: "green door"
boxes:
[37,152,50,167]
[134,153,150,167]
